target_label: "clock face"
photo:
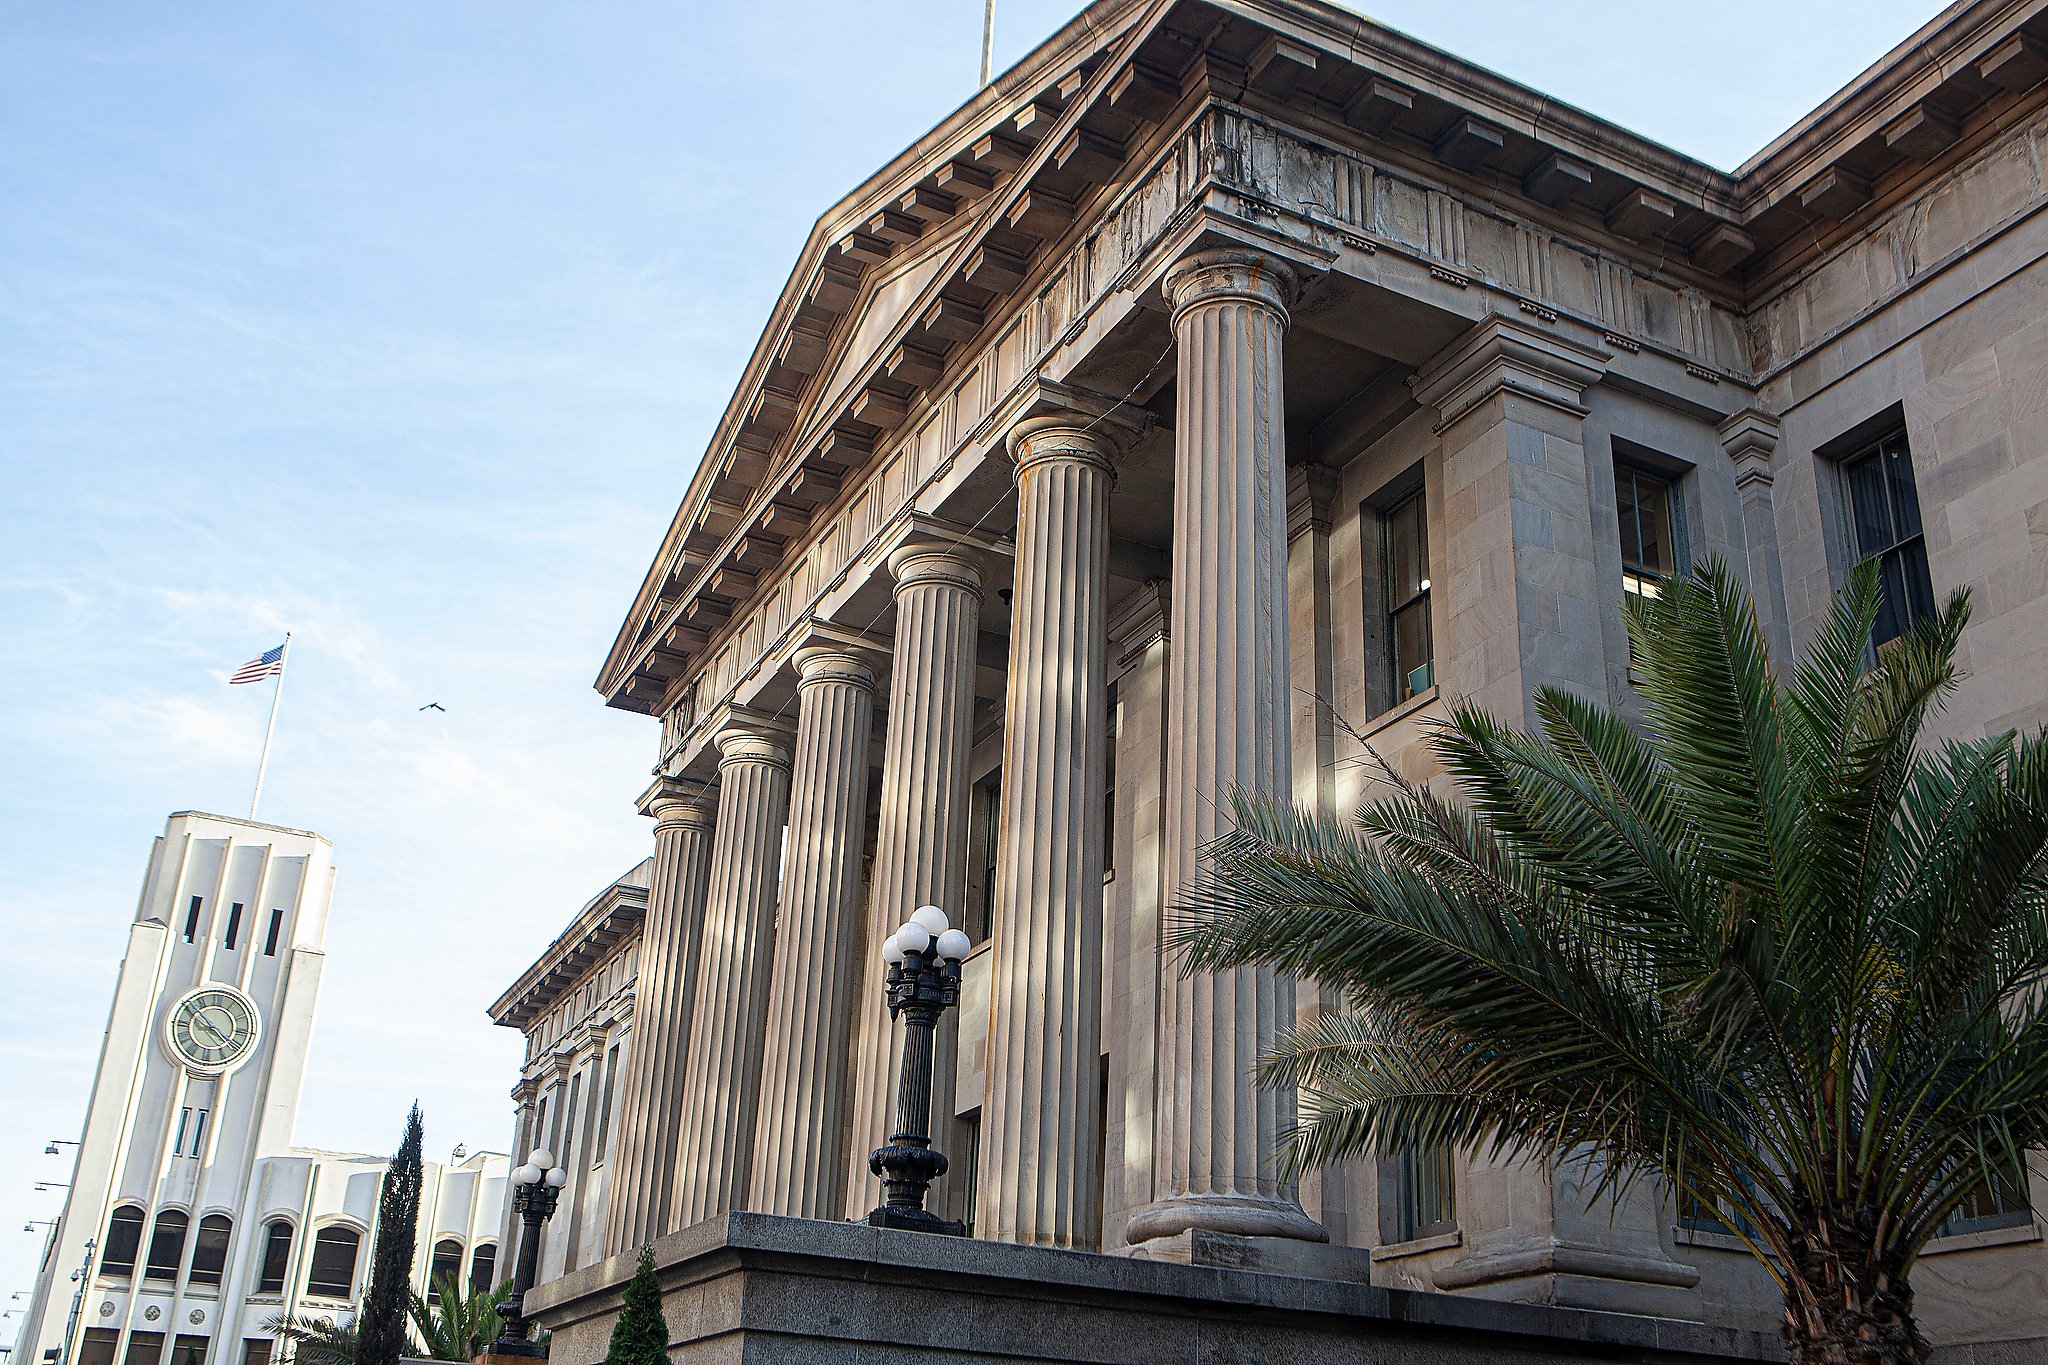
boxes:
[165,987,261,1072]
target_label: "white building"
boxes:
[14,812,506,1365]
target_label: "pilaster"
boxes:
[600,775,716,1255]
[1128,246,1325,1249]
[976,414,1123,1248]
[751,649,876,1220]
[1719,408,1792,665]
[671,727,792,1228]
[844,544,984,1218]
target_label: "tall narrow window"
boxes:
[1103,685,1119,878]
[1843,430,1936,648]
[183,897,203,944]
[1383,491,1434,705]
[174,1109,192,1156]
[1393,1145,1456,1243]
[188,1215,232,1286]
[256,1220,294,1294]
[223,903,243,950]
[263,908,283,957]
[102,1205,146,1277]
[427,1239,463,1302]
[189,1110,209,1158]
[559,1073,583,1170]
[1940,1160,2032,1237]
[970,770,1003,943]
[143,1210,188,1281]
[592,1045,619,1167]
[956,1108,982,1239]
[304,1226,360,1299]
[468,1244,497,1295]
[1615,462,1680,604]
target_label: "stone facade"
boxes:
[525,0,2048,1354]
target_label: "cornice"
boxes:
[1409,314,1612,431]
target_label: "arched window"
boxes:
[256,1220,294,1295]
[304,1226,360,1299]
[143,1209,189,1280]
[188,1215,232,1285]
[467,1244,497,1294]
[101,1205,146,1277]
[427,1238,463,1302]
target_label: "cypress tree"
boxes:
[601,1249,666,1365]
[355,1104,424,1365]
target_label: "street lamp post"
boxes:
[865,904,974,1237]
[488,1150,565,1358]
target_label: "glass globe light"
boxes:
[935,928,971,961]
[910,905,949,936]
[897,921,931,954]
[882,932,904,964]
[544,1167,567,1188]
[527,1147,555,1170]
[513,1163,541,1186]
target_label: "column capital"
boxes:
[794,647,877,694]
[1005,415,1120,477]
[1286,464,1342,541]
[1163,247,1298,327]
[714,727,792,771]
[1718,407,1782,489]
[886,542,983,597]
[1409,313,1611,431]
[637,775,717,832]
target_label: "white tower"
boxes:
[17,812,335,1365]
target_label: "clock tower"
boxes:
[17,811,335,1365]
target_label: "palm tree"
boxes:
[263,1311,361,1365]
[407,1273,512,1361]
[1172,560,2048,1365]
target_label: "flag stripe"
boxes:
[229,643,286,684]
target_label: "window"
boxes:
[1843,430,1936,648]
[143,1210,188,1281]
[102,1205,146,1277]
[592,1044,620,1167]
[1940,1160,2032,1237]
[241,1341,274,1365]
[223,903,243,950]
[468,1244,498,1295]
[122,1333,164,1365]
[175,1109,191,1156]
[183,897,203,944]
[1615,462,1680,603]
[1391,1145,1456,1243]
[256,1220,293,1294]
[188,1110,209,1158]
[167,1335,208,1365]
[970,770,1003,943]
[1103,685,1119,878]
[956,1108,982,1239]
[263,908,283,956]
[428,1239,463,1302]
[305,1226,360,1299]
[78,1328,119,1365]
[1383,491,1434,705]
[188,1215,232,1286]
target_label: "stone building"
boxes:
[17,813,507,1365]
[526,0,2048,1354]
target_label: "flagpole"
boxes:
[249,631,292,822]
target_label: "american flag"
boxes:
[229,643,287,685]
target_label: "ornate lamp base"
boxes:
[864,1205,966,1236]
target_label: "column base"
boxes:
[1124,1226,1368,1281]
[476,1343,549,1362]
[1431,1237,1702,1318]
[1124,1193,1328,1245]
[865,1206,966,1237]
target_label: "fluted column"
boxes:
[670,727,792,1228]
[602,777,717,1256]
[1127,246,1326,1247]
[751,649,876,1219]
[844,545,982,1218]
[977,417,1116,1247]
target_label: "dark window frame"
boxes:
[223,903,243,951]
[143,1209,189,1282]
[187,1215,232,1287]
[1840,427,1936,648]
[1613,457,1686,604]
[263,908,283,957]
[102,1205,147,1278]
[304,1225,360,1300]
[255,1220,293,1295]
[1382,488,1435,708]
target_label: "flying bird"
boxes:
[419,703,446,712]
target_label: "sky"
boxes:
[0,0,1943,1319]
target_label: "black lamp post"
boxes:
[866,904,973,1237]
[489,1148,565,1358]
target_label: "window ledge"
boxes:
[1922,1221,2041,1255]
[1370,1229,1462,1262]
[1359,686,1442,743]
[1674,1226,1764,1255]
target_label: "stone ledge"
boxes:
[527,1212,1784,1363]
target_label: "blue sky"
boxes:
[0,0,1939,1312]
